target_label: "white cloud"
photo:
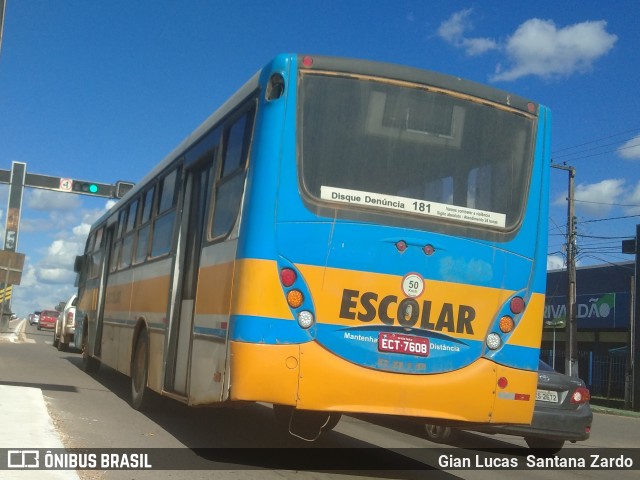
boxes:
[437,11,617,81]
[437,9,498,57]
[555,178,625,216]
[624,181,640,215]
[617,134,640,160]
[491,19,617,81]
[462,37,499,56]
[26,189,82,211]
[438,9,473,43]
[37,267,76,285]
[547,255,565,270]
[574,179,625,216]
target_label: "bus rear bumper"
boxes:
[229,340,536,425]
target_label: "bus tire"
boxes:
[424,424,457,443]
[131,329,151,411]
[525,436,564,454]
[80,323,100,373]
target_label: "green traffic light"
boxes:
[88,184,98,194]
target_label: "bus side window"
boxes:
[110,210,127,272]
[134,187,155,264]
[118,200,138,270]
[150,168,180,258]
[210,105,255,240]
[88,226,104,279]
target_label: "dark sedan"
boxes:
[424,360,593,452]
[37,310,60,330]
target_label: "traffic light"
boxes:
[72,180,113,197]
[74,182,98,194]
[115,181,135,198]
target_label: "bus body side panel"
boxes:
[186,61,288,405]
[99,260,171,394]
[187,241,238,405]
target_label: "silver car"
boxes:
[424,360,593,452]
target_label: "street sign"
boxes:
[0,285,12,301]
[622,238,636,254]
[60,178,73,192]
[0,250,25,285]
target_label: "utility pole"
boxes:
[552,164,578,377]
[621,227,640,411]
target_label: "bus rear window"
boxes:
[298,73,535,232]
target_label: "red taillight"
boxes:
[510,296,525,314]
[280,268,297,287]
[395,240,408,253]
[302,55,314,67]
[570,387,591,404]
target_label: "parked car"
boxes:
[424,360,593,453]
[37,310,59,330]
[53,294,77,351]
[28,311,41,326]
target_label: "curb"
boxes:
[591,404,640,418]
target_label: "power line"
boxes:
[552,127,640,154]
[581,214,640,224]
[574,199,640,208]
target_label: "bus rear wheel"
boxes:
[131,329,151,411]
[424,424,458,443]
[80,326,100,373]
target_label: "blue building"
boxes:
[543,261,633,401]
[544,261,633,349]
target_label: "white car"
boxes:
[28,312,40,325]
[53,294,77,351]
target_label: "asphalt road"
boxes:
[1,321,638,480]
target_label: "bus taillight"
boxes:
[297,310,314,329]
[510,296,525,314]
[286,290,304,309]
[395,240,408,252]
[280,268,297,287]
[499,315,515,333]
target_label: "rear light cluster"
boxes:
[395,240,435,256]
[280,268,315,329]
[486,295,525,351]
[570,386,591,404]
[66,311,75,326]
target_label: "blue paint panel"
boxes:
[193,326,228,339]
[275,222,534,292]
[316,323,480,374]
[229,315,314,344]
[489,343,541,371]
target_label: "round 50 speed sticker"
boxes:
[402,273,425,298]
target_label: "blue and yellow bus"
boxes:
[74,54,550,439]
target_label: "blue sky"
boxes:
[0,1,638,317]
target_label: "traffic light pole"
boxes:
[0,161,134,325]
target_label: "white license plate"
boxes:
[536,389,559,403]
